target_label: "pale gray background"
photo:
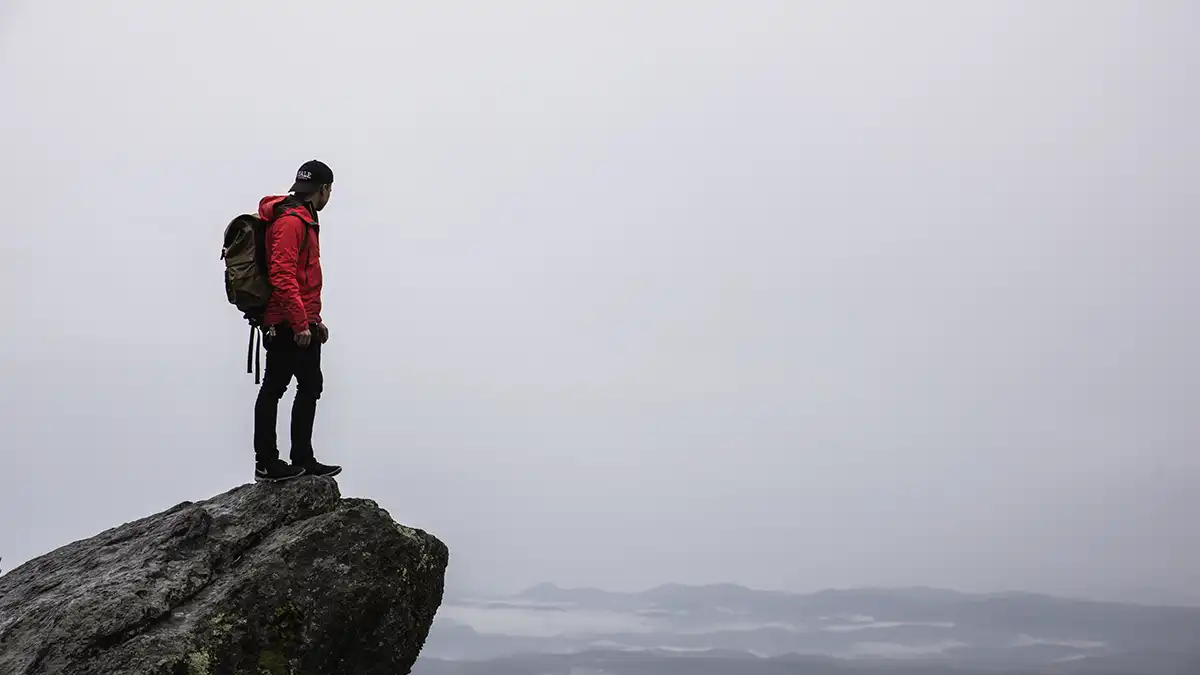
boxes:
[1,1,1197,603]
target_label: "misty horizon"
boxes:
[440,580,1200,612]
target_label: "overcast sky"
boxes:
[1,1,1197,603]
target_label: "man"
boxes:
[252,159,342,482]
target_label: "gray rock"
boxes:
[0,477,449,675]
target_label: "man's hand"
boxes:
[315,323,329,344]
[295,328,313,347]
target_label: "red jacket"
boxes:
[258,195,322,331]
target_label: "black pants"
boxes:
[253,323,323,465]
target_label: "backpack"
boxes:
[221,209,310,383]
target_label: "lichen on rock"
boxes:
[0,477,449,675]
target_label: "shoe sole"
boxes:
[307,467,342,478]
[254,470,307,483]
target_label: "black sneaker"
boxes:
[296,458,341,478]
[255,459,306,483]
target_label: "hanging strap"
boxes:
[246,324,264,384]
[246,324,254,375]
[255,326,263,384]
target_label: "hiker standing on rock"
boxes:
[250,160,342,482]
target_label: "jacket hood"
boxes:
[258,195,316,223]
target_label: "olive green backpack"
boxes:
[221,211,309,383]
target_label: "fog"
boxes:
[1,1,1197,603]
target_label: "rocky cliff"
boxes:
[0,477,449,675]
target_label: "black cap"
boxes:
[289,159,334,193]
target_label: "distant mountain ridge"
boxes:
[514,581,1200,604]
[513,581,1161,606]
[511,581,1200,617]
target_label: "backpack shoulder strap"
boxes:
[268,205,314,251]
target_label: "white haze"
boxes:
[1,1,1198,603]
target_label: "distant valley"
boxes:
[413,583,1200,675]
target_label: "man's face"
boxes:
[315,184,332,211]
